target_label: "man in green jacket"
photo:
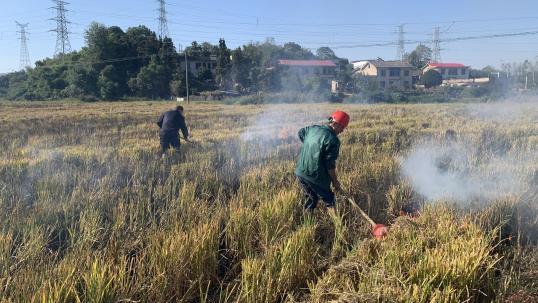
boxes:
[295,111,350,210]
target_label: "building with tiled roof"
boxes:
[353,59,416,90]
[423,63,470,80]
[276,59,337,79]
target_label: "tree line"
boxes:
[1,22,536,102]
[0,23,350,101]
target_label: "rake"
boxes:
[342,192,388,240]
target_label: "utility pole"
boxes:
[16,22,31,70]
[432,27,441,63]
[185,48,189,104]
[397,24,405,61]
[157,0,169,38]
[50,0,71,56]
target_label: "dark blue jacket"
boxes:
[157,110,189,138]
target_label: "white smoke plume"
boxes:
[464,98,538,123]
[402,99,538,204]
[238,104,333,167]
[400,139,533,203]
[240,104,327,142]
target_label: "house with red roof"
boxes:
[423,63,470,80]
[277,59,337,79]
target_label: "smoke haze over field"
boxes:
[238,104,332,168]
[464,98,538,123]
[400,140,533,203]
[402,100,538,203]
[240,104,328,142]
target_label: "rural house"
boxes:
[423,63,470,80]
[277,60,337,79]
[353,59,416,89]
[351,58,381,70]
[179,54,218,76]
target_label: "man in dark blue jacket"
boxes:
[156,106,189,154]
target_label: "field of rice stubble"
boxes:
[0,101,537,302]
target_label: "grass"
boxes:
[0,101,537,302]
[309,206,501,302]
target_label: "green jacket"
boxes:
[295,125,341,191]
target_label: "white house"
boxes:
[423,63,470,80]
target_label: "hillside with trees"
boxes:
[0,23,350,101]
[1,23,537,103]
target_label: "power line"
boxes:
[2,29,538,74]
[50,0,71,56]
[16,22,31,70]
[157,0,169,38]
[330,29,538,49]
[38,7,538,38]
[18,51,175,71]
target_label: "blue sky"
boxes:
[1,0,538,73]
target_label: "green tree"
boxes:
[186,41,217,58]
[170,70,189,97]
[64,65,98,98]
[482,65,499,75]
[84,23,129,65]
[471,66,499,78]
[157,37,177,94]
[193,66,216,93]
[125,25,161,77]
[2,71,27,100]
[404,44,432,69]
[22,59,70,100]
[336,58,352,83]
[230,47,250,92]
[98,65,122,100]
[469,68,491,78]
[421,69,442,88]
[216,38,232,89]
[0,74,8,98]
[316,47,337,60]
[128,56,169,99]
[282,42,314,59]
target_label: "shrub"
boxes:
[422,69,443,88]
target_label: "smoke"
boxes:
[15,145,118,204]
[238,104,329,166]
[239,61,336,142]
[401,99,538,204]
[240,105,327,141]
[465,99,538,123]
[17,147,65,202]
[400,139,533,203]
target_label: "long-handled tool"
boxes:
[180,136,197,145]
[342,193,388,240]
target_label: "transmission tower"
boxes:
[396,24,405,61]
[50,0,71,56]
[157,0,169,38]
[16,22,31,70]
[432,27,441,63]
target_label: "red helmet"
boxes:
[330,111,350,129]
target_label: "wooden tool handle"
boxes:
[345,196,376,227]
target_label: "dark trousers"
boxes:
[297,176,335,209]
[160,131,180,153]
